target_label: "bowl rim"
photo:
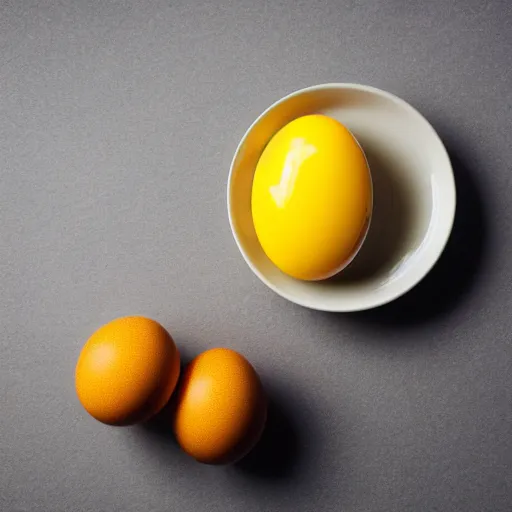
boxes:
[227,83,456,312]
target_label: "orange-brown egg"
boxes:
[75,316,180,426]
[173,348,267,464]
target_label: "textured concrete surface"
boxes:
[1,1,511,511]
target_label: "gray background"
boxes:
[1,1,511,511]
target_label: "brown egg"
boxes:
[173,348,267,464]
[75,316,180,426]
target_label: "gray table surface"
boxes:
[2,1,512,511]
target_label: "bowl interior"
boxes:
[228,84,455,311]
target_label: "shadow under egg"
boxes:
[328,140,420,285]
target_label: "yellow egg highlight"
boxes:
[251,114,372,281]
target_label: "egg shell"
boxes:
[173,348,267,465]
[251,114,372,281]
[75,316,180,426]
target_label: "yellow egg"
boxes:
[251,114,372,281]
[173,348,267,465]
[75,316,180,426]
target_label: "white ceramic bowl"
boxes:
[227,83,456,312]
